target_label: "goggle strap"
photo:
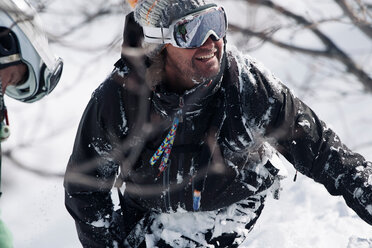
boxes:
[0,53,21,64]
[143,25,172,44]
[160,21,164,44]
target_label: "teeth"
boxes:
[197,53,215,60]
[197,49,217,60]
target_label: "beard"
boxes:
[190,47,225,85]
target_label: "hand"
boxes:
[0,63,28,93]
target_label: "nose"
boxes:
[200,36,216,49]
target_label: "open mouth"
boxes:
[196,48,217,61]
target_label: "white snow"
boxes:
[347,236,372,248]
[176,172,183,184]
[90,218,110,228]
[146,197,264,247]
[298,119,311,129]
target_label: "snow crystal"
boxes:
[260,105,273,127]
[176,172,183,184]
[186,109,202,117]
[237,134,250,147]
[228,45,283,94]
[91,137,113,158]
[240,115,255,139]
[112,241,119,248]
[114,66,129,78]
[298,119,311,129]
[242,183,258,192]
[353,188,364,199]
[118,91,128,134]
[90,218,110,228]
[334,174,344,189]
[269,153,288,178]
[366,205,372,215]
[368,175,372,186]
[330,146,341,153]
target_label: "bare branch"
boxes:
[50,4,123,39]
[235,0,372,92]
[354,0,372,20]
[228,24,326,57]
[2,150,64,178]
[334,0,372,39]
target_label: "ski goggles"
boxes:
[0,0,63,103]
[142,5,227,48]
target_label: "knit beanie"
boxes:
[129,0,214,28]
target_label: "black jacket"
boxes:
[64,48,372,247]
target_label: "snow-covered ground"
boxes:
[1,0,372,247]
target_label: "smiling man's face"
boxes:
[164,36,224,93]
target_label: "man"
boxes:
[0,0,63,247]
[64,0,372,247]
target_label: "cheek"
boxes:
[217,40,224,57]
[167,48,193,65]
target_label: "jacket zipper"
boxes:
[177,96,185,208]
[163,96,185,211]
[163,159,171,211]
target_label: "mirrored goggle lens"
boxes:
[22,58,63,103]
[46,58,63,93]
[174,8,226,48]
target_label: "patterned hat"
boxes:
[129,0,213,28]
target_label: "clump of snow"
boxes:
[90,218,110,228]
[298,119,311,129]
[227,45,284,94]
[347,236,372,248]
[146,196,264,247]
[237,134,251,147]
[90,137,113,158]
[368,175,372,186]
[118,92,129,135]
[176,172,183,184]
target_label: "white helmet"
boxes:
[0,0,63,103]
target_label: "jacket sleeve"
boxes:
[64,78,127,247]
[240,55,372,226]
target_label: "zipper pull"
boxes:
[193,190,201,211]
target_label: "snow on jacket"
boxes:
[64,46,372,248]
